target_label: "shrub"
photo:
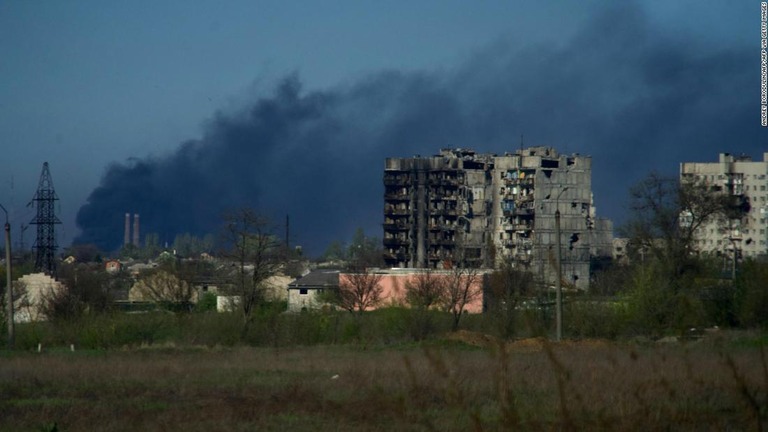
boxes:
[564,299,630,339]
[735,260,768,328]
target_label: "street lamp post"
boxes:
[0,204,12,349]
[554,187,568,342]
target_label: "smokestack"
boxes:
[132,213,140,247]
[124,213,131,246]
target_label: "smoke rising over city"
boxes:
[74,3,762,255]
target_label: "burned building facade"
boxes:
[680,152,768,261]
[383,147,612,290]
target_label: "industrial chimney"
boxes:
[124,213,131,246]
[132,213,140,247]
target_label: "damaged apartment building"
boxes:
[383,147,613,290]
[680,152,768,261]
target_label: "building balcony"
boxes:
[384,207,410,216]
[430,208,458,216]
[429,224,457,232]
[383,222,410,231]
[384,177,410,186]
[430,178,460,187]
[384,193,410,201]
[504,223,533,232]
[384,251,409,261]
[505,178,534,186]
[383,238,410,247]
[512,252,532,262]
[503,207,534,217]
[429,194,458,201]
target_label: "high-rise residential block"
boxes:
[383,147,612,290]
[680,152,768,260]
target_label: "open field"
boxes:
[0,332,766,431]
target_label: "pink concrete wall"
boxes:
[339,271,484,313]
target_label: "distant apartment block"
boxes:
[680,152,768,260]
[383,147,612,290]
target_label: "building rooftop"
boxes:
[288,270,339,289]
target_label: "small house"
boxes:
[105,259,122,273]
[287,270,339,312]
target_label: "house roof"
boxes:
[288,270,339,289]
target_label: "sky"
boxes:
[0,1,764,257]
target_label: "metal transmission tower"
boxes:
[30,162,61,275]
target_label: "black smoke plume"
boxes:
[75,4,763,255]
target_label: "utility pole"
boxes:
[555,187,569,342]
[0,204,13,349]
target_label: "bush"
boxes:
[735,260,768,328]
[622,260,712,338]
[195,292,218,313]
[564,299,630,339]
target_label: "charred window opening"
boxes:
[569,233,580,250]
[465,248,482,259]
[541,159,559,169]
[463,160,485,170]
[543,170,553,178]
[567,157,575,166]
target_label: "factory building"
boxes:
[383,147,613,290]
[680,152,768,260]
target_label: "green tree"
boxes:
[348,228,384,267]
[623,259,708,336]
[620,173,734,335]
[172,233,214,257]
[320,240,348,262]
[142,233,163,259]
[63,243,103,263]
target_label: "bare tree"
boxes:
[486,259,535,338]
[41,264,113,320]
[624,173,733,278]
[220,208,283,324]
[442,265,482,331]
[440,237,484,331]
[335,261,384,315]
[405,269,445,310]
[133,267,196,311]
[404,269,447,340]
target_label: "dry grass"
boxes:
[0,333,766,431]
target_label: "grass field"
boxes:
[0,331,766,431]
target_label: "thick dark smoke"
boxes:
[75,3,763,255]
